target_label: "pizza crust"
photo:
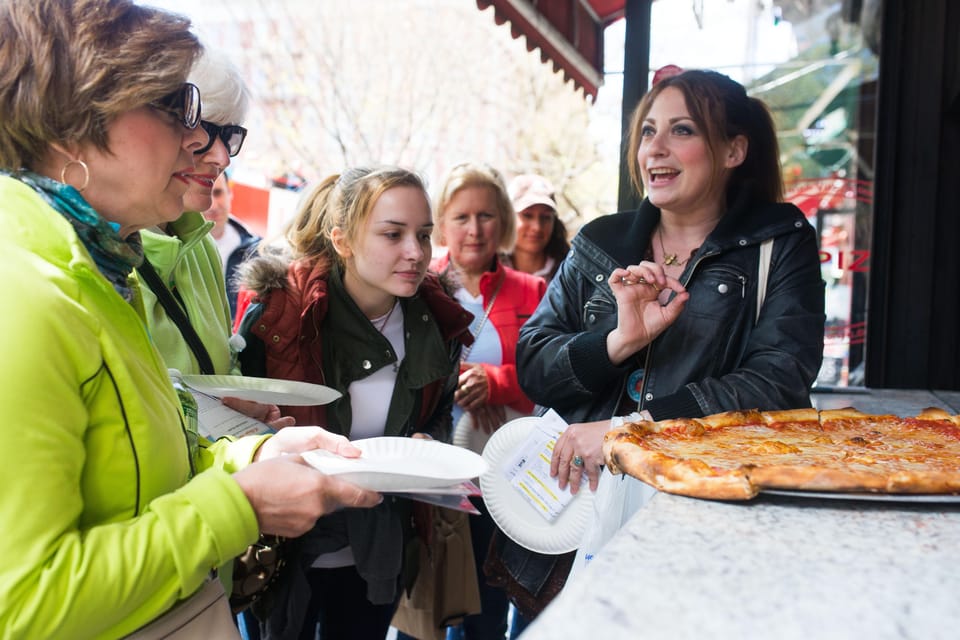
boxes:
[917,407,960,426]
[605,436,757,500]
[760,408,820,425]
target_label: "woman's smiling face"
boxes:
[637,86,731,217]
[181,130,232,213]
[515,203,555,256]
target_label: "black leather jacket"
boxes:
[517,190,825,423]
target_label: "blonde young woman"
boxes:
[236,167,473,640]
[0,1,378,637]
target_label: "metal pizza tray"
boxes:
[762,489,960,503]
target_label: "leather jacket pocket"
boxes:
[582,295,617,330]
[687,265,749,319]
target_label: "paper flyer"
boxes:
[501,409,585,522]
[193,391,275,439]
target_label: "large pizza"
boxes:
[603,407,960,500]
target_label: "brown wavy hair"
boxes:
[0,0,201,170]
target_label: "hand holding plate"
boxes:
[254,426,362,462]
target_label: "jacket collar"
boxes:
[140,211,214,279]
[576,187,808,270]
[227,216,259,246]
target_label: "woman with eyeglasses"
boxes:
[0,1,380,637]
[135,49,261,389]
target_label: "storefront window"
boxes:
[648,0,879,387]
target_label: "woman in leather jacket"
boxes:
[518,69,825,502]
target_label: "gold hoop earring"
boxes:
[60,159,90,192]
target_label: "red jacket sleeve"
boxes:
[232,288,256,334]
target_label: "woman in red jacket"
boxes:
[430,162,546,639]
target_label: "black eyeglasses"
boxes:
[195,121,248,157]
[149,82,202,130]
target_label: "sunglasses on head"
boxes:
[196,121,248,157]
[149,82,202,130]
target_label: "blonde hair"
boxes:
[433,162,516,252]
[0,0,202,170]
[285,166,430,266]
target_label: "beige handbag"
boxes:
[391,507,482,640]
[125,577,239,639]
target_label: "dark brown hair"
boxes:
[626,69,783,205]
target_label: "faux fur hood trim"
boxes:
[432,264,462,299]
[236,246,293,297]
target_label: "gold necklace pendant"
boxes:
[658,227,687,267]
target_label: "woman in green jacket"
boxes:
[136,49,254,380]
[0,2,379,638]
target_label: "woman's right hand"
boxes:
[233,457,381,537]
[606,262,689,365]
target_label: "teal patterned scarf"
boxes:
[5,170,143,301]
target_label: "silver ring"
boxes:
[572,455,584,468]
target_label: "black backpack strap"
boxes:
[138,256,216,375]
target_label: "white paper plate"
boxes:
[181,375,341,406]
[453,406,528,454]
[302,437,488,492]
[480,417,594,554]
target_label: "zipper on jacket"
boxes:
[638,239,767,412]
[307,310,328,386]
[637,248,720,412]
[636,345,654,413]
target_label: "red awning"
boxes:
[477,0,626,101]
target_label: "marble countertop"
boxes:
[522,493,960,640]
[520,389,960,640]
[810,387,960,414]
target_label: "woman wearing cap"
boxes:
[136,49,258,386]
[0,1,379,637]
[504,173,571,284]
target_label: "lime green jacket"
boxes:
[136,213,239,376]
[0,176,262,639]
